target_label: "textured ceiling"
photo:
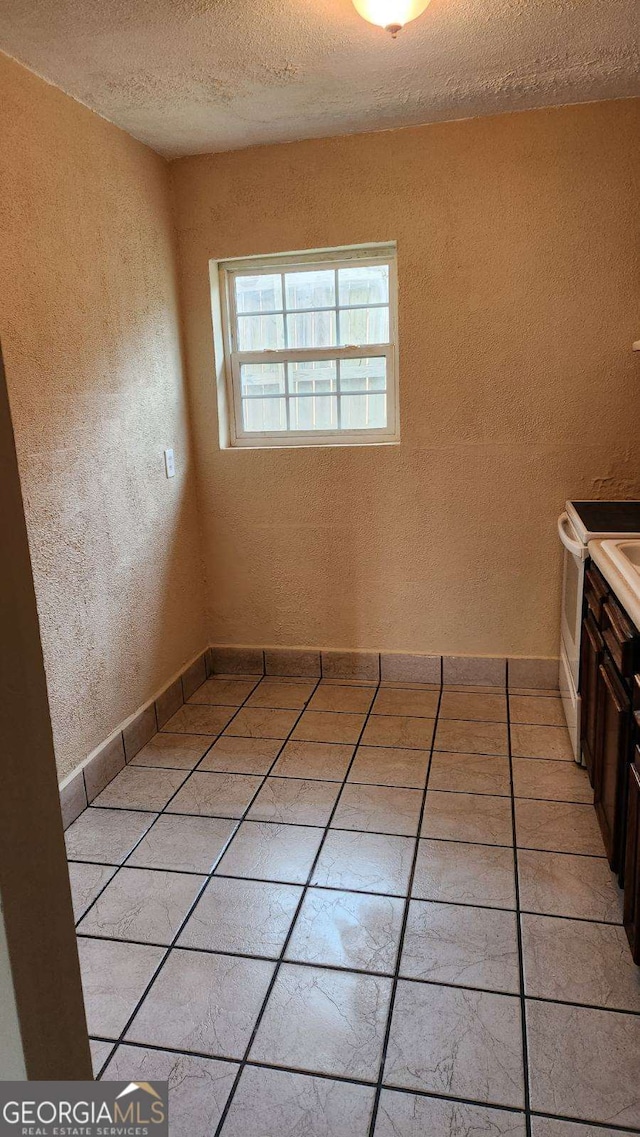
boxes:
[0,0,638,158]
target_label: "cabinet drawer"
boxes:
[585,564,609,623]
[602,597,639,677]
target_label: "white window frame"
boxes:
[214,243,399,449]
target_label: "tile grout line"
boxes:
[79,802,611,858]
[506,661,534,1137]
[70,860,626,926]
[156,692,565,726]
[365,676,444,1137]
[94,755,594,805]
[181,702,566,726]
[122,730,573,759]
[87,672,323,1078]
[205,677,560,699]
[77,927,640,1018]
[210,670,385,1136]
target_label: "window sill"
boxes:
[221,438,401,452]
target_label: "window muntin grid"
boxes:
[218,247,398,448]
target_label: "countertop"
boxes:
[589,539,640,631]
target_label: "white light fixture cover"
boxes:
[352,0,431,35]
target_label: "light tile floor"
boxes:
[65,670,640,1137]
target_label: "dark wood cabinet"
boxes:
[579,558,640,958]
[624,753,640,964]
[593,654,630,874]
[580,611,603,784]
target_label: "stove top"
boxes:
[567,500,640,543]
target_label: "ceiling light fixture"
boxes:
[352,0,431,37]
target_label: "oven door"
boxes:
[558,511,587,688]
[558,511,588,761]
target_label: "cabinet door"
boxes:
[623,755,640,964]
[580,612,603,785]
[594,654,631,874]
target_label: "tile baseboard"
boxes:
[381,653,441,684]
[442,655,506,687]
[507,656,560,690]
[58,647,209,829]
[208,644,559,691]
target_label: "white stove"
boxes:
[558,500,640,762]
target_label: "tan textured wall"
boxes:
[0,53,207,781]
[171,99,640,659]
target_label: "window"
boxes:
[215,244,398,448]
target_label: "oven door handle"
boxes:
[557,511,588,560]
